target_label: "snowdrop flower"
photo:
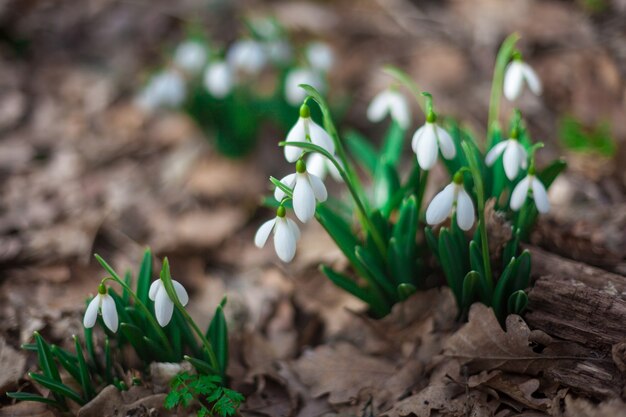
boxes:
[504,54,542,101]
[426,172,475,231]
[306,42,334,72]
[411,111,456,170]
[274,159,328,222]
[510,166,550,213]
[367,88,411,129]
[306,152,342,182]
[227,39,267,76]
[284,104,335,163]
[265,39,292,65]
[203,61,233,99]
[135,69,186,111]
[84,284,118,332]
[485,137,528,180]
[254,206,301,262]
[149,278,189,327]
[285,68,325,106]
[173,40,207,74]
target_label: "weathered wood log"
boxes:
[524,246,626,399]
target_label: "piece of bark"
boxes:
[526,246,626,349]
[524,246,626,399]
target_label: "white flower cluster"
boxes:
[255,104,336,262]
[83,278,189,332]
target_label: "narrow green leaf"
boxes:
[507,290,528,315]
[355,246,395,297]
[143,336,173,362]
[6,392,59,406]
[437,229,464,303]
[137,248,153,306]
[120,323,148,360]
[461,271,481,312]
[397,283,417,301]
[29,373,85,405]
[34,332,61,382]
[538,159,567,188]
[381,120,405,167]
[104,337,113,384]
[492,257,518,323]
[73,336,95,400]
[122,270,132,304]
[184,355,219,376]
[373,161,401,212]
[344,130,378,174]
[208,304,228,375]
[50,345,81,384]
[320,265,386,316]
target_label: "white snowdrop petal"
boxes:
[390,93,411,129]
[149,280,161,301]
[426,184,456,225]
[172,280,189,306]
[411,125,425,153]
[306,42,334,72]
[101,294,118,333]
[284,119,306,162]
[485,141,508,166]
[83,296,101,328]
[174,41,207,74]
[292,174,317,222]
[308,173,328,202]
[227,40,266,74]
[504,62,524,101]
[286,218,301,241]
[274,173,297,201]
[531,177,550,213]
[456,189,475,231]
[510,177,530,211]
[308,121,335,154]
[285,68,324,106]
[155,287,174,327]
[366,91,390,123]
[274,218,297,262]
[327,158,343,182]
[503,141,522,180]
[416,123,439,170]
[203,62,233,99]
[436,126,456,159]
[522,63,542,96]
[306,152,326,179]
[254,218,276,248]
[520,146,529,169]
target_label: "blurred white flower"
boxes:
[426,177,475,231]
[485,138,528,180]
[203,61,233,99]
[284,105,335,163]
[274,161,328,223]
[504,59,542,101]
[173,40,207,74]
[149,278,189,327]
[510,171,550,213]
[227,39,267,75]
[83,285,118,332]
[367,88,411,129]
[306,42,334,72]
[411,121,455,170]
[254,208,301,262]
[135,70,186,111]
[265,39,292,64]
[285,68,325,106]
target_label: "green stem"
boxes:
[160,259,220,375]
[280,141,387,257]
[416,169,429,211]
[382,65,426,113]
[487,33,520,147]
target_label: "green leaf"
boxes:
[137,248,153,306]
[437,228,464,303]
[73,336,95,400]
[538,159,567,189]
[33,332,66,408]
[512,250,531,291]
[50,345,81,385]
[94,254,122,281]
[507,290,528,315]
[373,161,401,213]
[344,130,378,174]
[120,323,147,359]
[461,271,481,312]
[397,283,417,301]
[381,120,405,167]
[492,257,518,323]
[320,265,387,316]
[6,392,59,407]
[208,303,228,375]
[355,246,395,297]
[424,227,439,258]
[184,355,218,375]
[104,337,113,384]
[29,373,85,405]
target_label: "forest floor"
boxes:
[1,0,626,416]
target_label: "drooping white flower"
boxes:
[135,69,186,111]
[425,174,475,231]
[285,68,325,106]
[411,118,456,170]
[173,40,207,74]
[226,39,267,76]
[254,207,301,262]
[485,138,528,180]
[149,278,189,327]
[367,88,411,129]
[284,104,335,163]
[83,284,118,332]
[265,39,292,65]
[306,42,334,72]
[203,61,233,99]
[274,160,328,223]
[510,170,550,213]
[306,152,342,182]
[504,59,542,101]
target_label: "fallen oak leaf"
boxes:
[443,304,592,375]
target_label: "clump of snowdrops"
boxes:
[255,34,566,321]
[136,17,335,158]
[9,249,243,417]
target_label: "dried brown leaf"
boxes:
[564,395,626,417]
